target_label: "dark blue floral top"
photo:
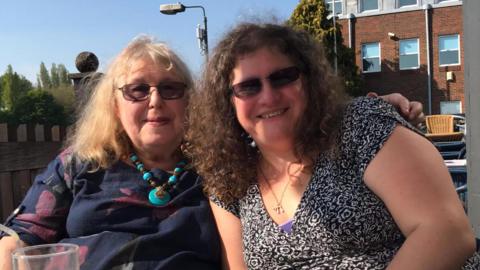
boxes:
[5,150,221,270]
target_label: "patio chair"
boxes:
[425,115,464,142]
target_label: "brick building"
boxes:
[326,0,463,114]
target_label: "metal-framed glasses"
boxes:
[230,66,301,99]
[117,81,187,101]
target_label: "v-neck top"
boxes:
[211,97,480,269]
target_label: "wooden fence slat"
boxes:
[0,123,8,142]
[7,124,17,142]
[27,124,35,142]
[44,125,52,142]
[0,172,14,222]
[17,124,27,142]
[35,124,45,142]
[52,126,60,142]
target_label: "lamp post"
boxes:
[327,2,338,75]
[160,3,208,61]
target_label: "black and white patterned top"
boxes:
[213,97,480,269]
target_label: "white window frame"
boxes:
[397,0,418,8]
[362,42,381,73]
[359,0,379,12]
[439,34,461,66]
[325,0,343,15]
[436,0,458,3]
[399,38,420,70]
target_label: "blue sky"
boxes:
[0,0,300,83]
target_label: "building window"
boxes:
[399,39,420,69]
[362,42,381,72]
[440,101,462,114]
[439,34,460,66]
[437,0,456,3]
[361,0,378,11]
[325,0,342,15]
[398,0,417,7]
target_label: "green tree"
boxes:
[39,62,52,89]
[0,65,32,111]
[36,62,75,123]
[288,0,364,96]
[50,63,60,88]
[58,64,70,85]
[11,90,67,124]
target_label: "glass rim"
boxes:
[12,243,79,260]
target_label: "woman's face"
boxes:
[230,47,306,152]
[115,58,187,154]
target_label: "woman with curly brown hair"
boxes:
[188,22,479,269]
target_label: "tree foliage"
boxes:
[0,63,74,125]
[288,0,364,96]
[0,65,33,111]
[11,90,67,125]
[38,62,75,119]
[39,62,52,89]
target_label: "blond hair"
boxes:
[66,36,193,169]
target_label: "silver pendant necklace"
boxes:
[259,167,291,215]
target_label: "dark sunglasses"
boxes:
[117,81,187,101]
[230,66,301,99]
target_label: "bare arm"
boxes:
[209,201,247,270]
[364,125,475,269]
[0,237,26,270]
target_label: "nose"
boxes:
[148,87,165,108]
[257,80,280,105]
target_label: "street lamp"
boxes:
[160,3,209,61]
[327,4,338,75]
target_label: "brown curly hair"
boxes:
[187,22,349,203]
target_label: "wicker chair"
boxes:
[425,115,464,142]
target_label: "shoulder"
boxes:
[341,96,420,139]
[338,97,423,173]
[344,96,406,123]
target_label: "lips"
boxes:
[258,108,288,119]
[145,116,170,125]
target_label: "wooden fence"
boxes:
[0,123,68,221]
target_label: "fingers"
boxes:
[408,101,425,126]
[376,93,425,126]
[379,93,410,115]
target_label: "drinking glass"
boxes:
[12,243,79,270]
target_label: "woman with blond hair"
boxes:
[0,36,221,270]
[188,22,480,269]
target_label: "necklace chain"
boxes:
[259,167,291,215]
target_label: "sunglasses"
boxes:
[117,81,187,102]
[230,66,301,99]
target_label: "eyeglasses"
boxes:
[117,81,187,101]
[230,66,301,99]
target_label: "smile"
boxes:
[258,109,288,119]
[145,117,170,125]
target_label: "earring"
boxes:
[249,136,256,148]
[242,132,257,148]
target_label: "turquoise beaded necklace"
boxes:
[129,153,186,206]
